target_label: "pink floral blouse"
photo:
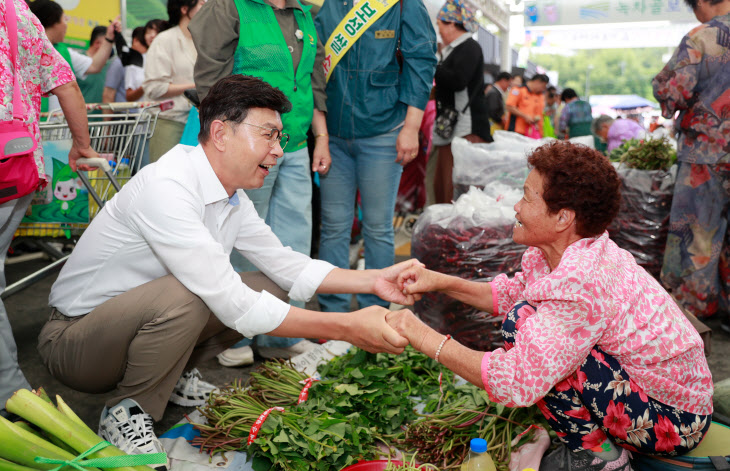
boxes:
[0,0,75,183]
[482,232,713,416]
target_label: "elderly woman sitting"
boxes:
[387,142,713,470]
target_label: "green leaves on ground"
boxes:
[194,347,547,470]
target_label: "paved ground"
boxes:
[5,252,730,436]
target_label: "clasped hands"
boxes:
[354,261,437,355]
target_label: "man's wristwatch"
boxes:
[105,37,114,43]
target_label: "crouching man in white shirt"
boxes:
[39,74,418,463]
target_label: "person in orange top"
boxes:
[505,74,549,138]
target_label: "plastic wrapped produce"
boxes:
[411,187,525,351]
[451,133,593,200]
[608,164,676,279]
[452,137,529,200]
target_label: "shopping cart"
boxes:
[4,100,172,299]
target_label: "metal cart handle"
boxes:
[75,157,122,205]
[76,157,113,172]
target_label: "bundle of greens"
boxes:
[313,347,453,435]
[397,385,546,470]
[609,137,677,171]
[194,377,378,471]
[193,347,548,471]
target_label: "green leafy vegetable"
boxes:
[609,137,677,170]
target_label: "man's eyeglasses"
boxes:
[225,120,289,150]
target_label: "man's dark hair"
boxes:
[683,0,723,9]
[167,0,200,26]
[496,71,512,82]
[89,26,107,45]
[28,0,64,28]
[198,75,292,144]
[561,88,579,102]
[530,73,550,84]
[131,26,146,45]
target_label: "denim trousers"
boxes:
[317,130,403,312]
[0,193,33,411]
[230,146,312,348]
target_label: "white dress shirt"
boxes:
[49,144,335,337]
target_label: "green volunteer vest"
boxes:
[232,0,317,151]
[41,43,75,113]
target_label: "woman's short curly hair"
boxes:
[527,141,621,237]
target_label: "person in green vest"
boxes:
[76,26,114,109]
[558,88,593,140]
[189,0,332,365]
[28,0,119,112]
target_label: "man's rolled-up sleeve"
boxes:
[231,197,336,301]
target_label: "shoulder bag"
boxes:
[0,0,41,204]
[434,82,482,141]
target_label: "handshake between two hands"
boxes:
[354,259,442,355]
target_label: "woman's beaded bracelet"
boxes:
[434,334,452,363]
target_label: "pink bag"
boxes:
[526,124,542,140]
[0,0,40,204]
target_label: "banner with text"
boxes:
[525,22,698,49]
[524,0,695,27]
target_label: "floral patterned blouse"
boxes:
[652,13,730,164]
[0,0,75,183]
[481,232,713,416]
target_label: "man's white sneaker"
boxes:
[98,399,168,471]
[217,344,255,367]
[169,368,219,406]
[256,339,319,359]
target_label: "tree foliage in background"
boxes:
[530,48,671,100]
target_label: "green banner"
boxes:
[126,0,167,29]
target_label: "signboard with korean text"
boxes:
[525,21,698,49]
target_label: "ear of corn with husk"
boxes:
[0,388,156,471]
